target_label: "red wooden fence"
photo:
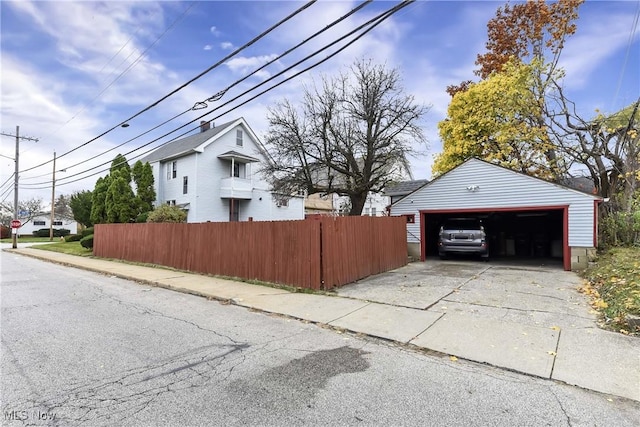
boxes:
[94,216,407,290]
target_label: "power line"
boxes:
[21,0,374,183]
[24,1,412,189]
[0,173,15,193]
[611,0,640,110]
[23,1,414,190]
[18,0,318,175]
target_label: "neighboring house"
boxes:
[304,193,335,216]
[390,158,602,271]
[384,179,429,204]
[305,192,390,217]
[18,213,78,237]
[562,176,597,194]
[361,192,389,216]
[307,159,413,217]
[141,118,304,222]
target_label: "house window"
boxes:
[371,207,377,216]
[403,214,415,224]
[166,200,176,206]
[233,162,241,178]
[364,208,370,216]
[236,129,243,146]
[229,199,239,222]
[53,221,63,226]
[172,161,177,179]
[33,220,46,226]
[183,176,188,194]
[274,196,289,207]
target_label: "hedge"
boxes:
[32,228,70,237]
[80,234,94,249]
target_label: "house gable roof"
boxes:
[384,179,429,197]
[140,119,237,163]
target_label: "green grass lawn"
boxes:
[1,236,59,243]
[581,247,640,335]
[29,241,93,257]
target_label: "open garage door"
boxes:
[420,206,569,270]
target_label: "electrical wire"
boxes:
[0,183,14,202]
[25,1,412,189]
[611,0,640,110]
[23,1,413,190]
[0,173,14,193]
[18,0,318,175]
[21,0,374,183]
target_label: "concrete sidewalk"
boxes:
[6,247,640,402]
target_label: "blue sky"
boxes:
[1,0,638,206]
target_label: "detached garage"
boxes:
[391,158,603,271]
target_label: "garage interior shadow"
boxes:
[424,210,564,268]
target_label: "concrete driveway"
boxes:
[335,259,596,331]
[334,260,640,401]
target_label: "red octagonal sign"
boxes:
[11,220,21,228]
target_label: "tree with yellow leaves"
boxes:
[434,60,555,179]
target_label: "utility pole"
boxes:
[1,126,39,248]
[49,152,56,241]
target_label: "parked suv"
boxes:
[438,218,489,260]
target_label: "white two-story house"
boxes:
[141,117,304,223]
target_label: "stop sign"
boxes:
[11,220,21,228]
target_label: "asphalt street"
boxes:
[2,251,639,426]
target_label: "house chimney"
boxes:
[200,120,211,133]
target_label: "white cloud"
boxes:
[560,12,639,89]
[220,41,235,50]
[210,25,220,36]
[225,55,280,75]
[204,45,213,51]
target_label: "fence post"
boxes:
[319,218,324,290]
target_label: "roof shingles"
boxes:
[141,119,235,163]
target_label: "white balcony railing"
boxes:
[219,177,253,199]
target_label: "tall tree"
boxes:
[90,176,111,225]
[442,0,584,181]
[476,0,582,80]
[446,0,583,97]
[132,160,156,214]
[90,154,142,224]
[70,190,93,227]
[435,60,553,179]
[54,194,73,220]
[111,154,131,184]
[262,59,428,215]
[546,95,640,210]
[105,169,136,223]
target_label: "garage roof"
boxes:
[393,158,602,203]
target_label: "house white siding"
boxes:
[391,159,601,269]
[146,118,304,223]
[17,214,78,237]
